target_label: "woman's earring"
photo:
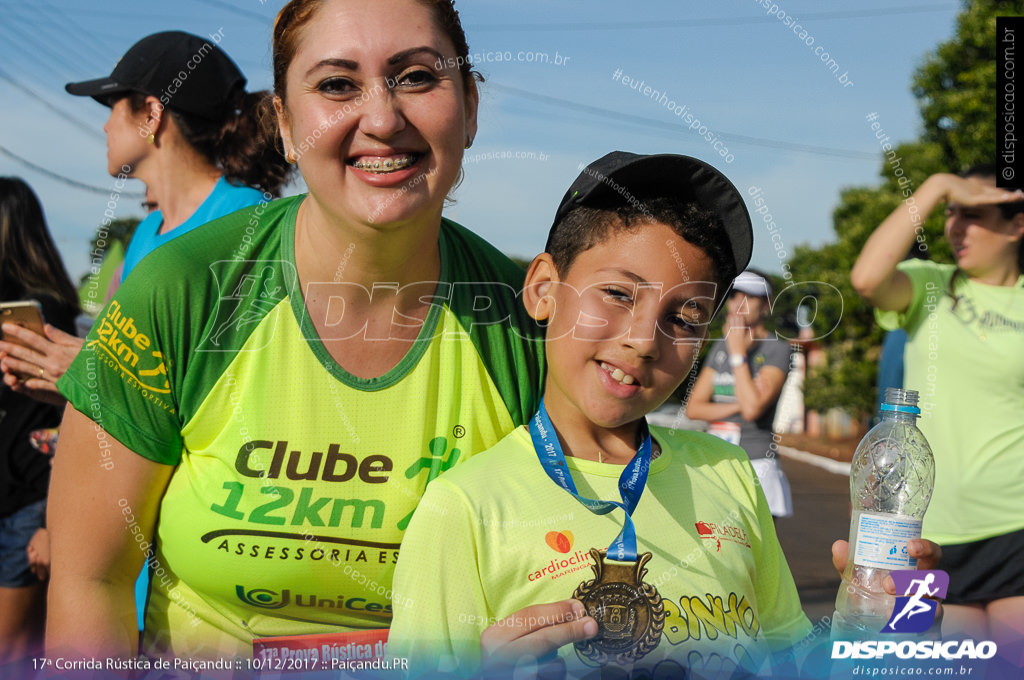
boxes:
[147,133,155,145]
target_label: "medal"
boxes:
[572,548,665,665]
[528,399,664,665]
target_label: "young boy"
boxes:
[388,152,812,676]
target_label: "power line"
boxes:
[197,0,273,25]
[0,68,105,142]
[4,9,108,78]
[490,83,878,161]
[467,5,958,32]
[0,22,77,83]
[0,4,188,23]
[0,145,143,198]
[35,0,120,67]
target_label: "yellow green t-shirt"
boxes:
[876,260,1024,544]
[58,195,544,659]
[389,426,811,677]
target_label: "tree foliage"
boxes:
[90,217,139,258]
[77,217,139,289]
[912,2,1012,170]
[795,0,1021,416]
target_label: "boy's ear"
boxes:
[523,253,560,322]
[1010,211,1024,243]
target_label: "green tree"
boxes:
[913,2,1012,170]
[78,217,139,288]
[795,0,1021,417]
[90,217,138,258]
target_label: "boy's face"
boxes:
[525,222,719,432]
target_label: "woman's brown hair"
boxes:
[123,89,293,196]
[271,0,480,103]
[0,177,80,311]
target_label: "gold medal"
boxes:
[572,548,665,666]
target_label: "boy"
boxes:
[388,152,810,677]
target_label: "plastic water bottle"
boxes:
[832,388,935,639]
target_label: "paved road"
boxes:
[773,452,851,627]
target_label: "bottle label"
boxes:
[852,511,922,569]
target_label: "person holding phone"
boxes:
[0,177,79,665]
[0,31,293,406]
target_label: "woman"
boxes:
[0,178,79,664]
[46,0,542,661]
[851,166,1024,648]
[686,270,793,519]
[0,31,291,406]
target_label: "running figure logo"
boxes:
[883,570,949,634]
[396,436,461,530]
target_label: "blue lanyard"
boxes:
[528,398,652,562]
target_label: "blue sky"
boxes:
[0,1,964,281]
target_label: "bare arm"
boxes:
[46,405,174,659]
[730,363,786,422]
[850,173,1023,311]
[686,365,742,421]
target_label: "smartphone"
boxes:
[0,300,46,349]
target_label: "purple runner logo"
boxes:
[883,569,948,633]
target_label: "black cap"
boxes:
[550,152,753,275]
[65,31,246,121]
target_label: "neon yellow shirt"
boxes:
[877,260,1024,544]
[389,426,810,677]
[58,196,544,658]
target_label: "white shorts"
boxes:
[750,457,793,518]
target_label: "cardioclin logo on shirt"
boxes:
[525,530,594,582]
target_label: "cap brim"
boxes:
[731,283,771,297]
[554,152,753,275]
[65,77,130,104]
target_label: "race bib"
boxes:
[707,421,742,446]
[253,628,389,672]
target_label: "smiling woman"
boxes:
[45,0,543,662]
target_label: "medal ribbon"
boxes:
[528,397,652,562]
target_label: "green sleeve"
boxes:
[747,458,812,649]
[57,197,297,465]
[875,261,953,333]
[389,478,489,677]
[57,278,185,464]
[729,450,815,647]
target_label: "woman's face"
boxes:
[276,0,478,230]
[726,291,767,327]
[945,178,1024,276]
[103,97,150,177]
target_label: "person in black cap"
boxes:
[390,152,943,677]
[63,30,296,277]
[1,31,293,406]
[388,151,813,675]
